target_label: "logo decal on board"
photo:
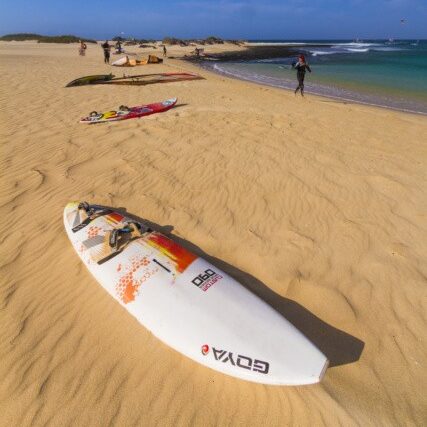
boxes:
[202,346,270,374]
[192,269,223,291]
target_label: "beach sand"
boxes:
[0,41,426,426]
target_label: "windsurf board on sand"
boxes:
[98,72,203,86]
[66,73,203,87]
[64,202,328,385]
[79,98,177,124]
[65,74,114,87]
[112,56,128,66]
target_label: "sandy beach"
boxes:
[1,41,426,426]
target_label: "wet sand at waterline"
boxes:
[0,41,426,426]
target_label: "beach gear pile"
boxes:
[112,54,163,67]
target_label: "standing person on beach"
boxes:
[78,40,87,56]
[163,45,167,57]
[292,54,311,96]
[102,40,111,64]
[115,40,123,54]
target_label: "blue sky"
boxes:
[1,0,426,39]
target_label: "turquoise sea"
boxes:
[207,40,427,114]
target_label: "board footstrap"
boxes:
[97,222,152,265]
[72,204,113,233]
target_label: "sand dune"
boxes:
[1,41,426,426]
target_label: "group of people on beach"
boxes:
[80,39,167,64]
[101,40,124,63]
[79,39,311,95]
[103,40,126,62]
[79,40,125,63]
[101,40,166,63]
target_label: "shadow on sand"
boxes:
[112,206,364,368]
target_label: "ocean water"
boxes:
[207,40,427,114]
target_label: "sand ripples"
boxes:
[1,42,426,426]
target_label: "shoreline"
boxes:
[192,59,427,116]
[179,40,427,116]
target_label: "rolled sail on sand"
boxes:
[112,54,163,66]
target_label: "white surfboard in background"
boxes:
[111,56,128,66]
[64,202,328,385]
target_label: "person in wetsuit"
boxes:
[292,54,311,96]
[102,40,111,64]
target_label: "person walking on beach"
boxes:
[78,40,87,56]
[102,40,111,64]
[292,54,311,96]
[163,45,167,57]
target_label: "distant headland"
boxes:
[0,33,97,43]
[0,33,245,46]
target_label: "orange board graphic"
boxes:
[147,233,197,273]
